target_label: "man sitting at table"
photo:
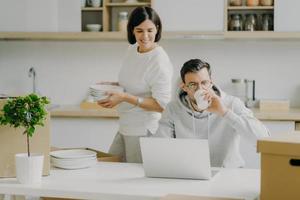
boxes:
[155,58,269,168]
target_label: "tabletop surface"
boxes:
[0,162,260,200]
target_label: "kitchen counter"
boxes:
[50,105,300,121]
[50,105,118,118]
[251,108,300,121]
[0,162,260,200]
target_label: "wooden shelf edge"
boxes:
[106,2,150,7]
[227,6,274,10]
[0,32,127,41]
[82,7,104,11]
[224,31,300,39]
[50,105,118,118]
[2,31,300,41]
[163,31,225,39]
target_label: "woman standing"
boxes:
[98,7,173,163]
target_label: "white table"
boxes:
[0,162,260,200]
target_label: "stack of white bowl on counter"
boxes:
[50,149,97,169]
[88,84,124,102]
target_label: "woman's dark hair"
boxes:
[180,59,211,83]
[127,6,162,44]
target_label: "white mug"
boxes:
[194,89,210,110]
[91,0,101,7]
[81,0,86,8]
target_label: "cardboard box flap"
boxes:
[258,134,300,156]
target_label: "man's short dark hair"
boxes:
[180,59,211,83]
[127,6,162,44]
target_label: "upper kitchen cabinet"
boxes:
[152,0,224,32]
[0,0,81,32]
[225,0,274,32]
[81,0,151,32]
[274,0,300,31]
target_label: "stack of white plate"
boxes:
[50,149,97,170]
[89,84,124,101]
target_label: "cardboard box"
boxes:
[259,99,290,111]
[0,99,50,177]
[257,135,300,200]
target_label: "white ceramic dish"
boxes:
[89,84,124,92]
[86,24,102,32]
[51,156,97,169]
[88,84,124,101]
[50,149,97,159]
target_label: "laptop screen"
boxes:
[140,137,212,180]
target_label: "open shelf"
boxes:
[0,32,126,41]
[2,31,300,41]
[82,7,104,11]
[81,0,151,32]
[227,6,274,10]
[106,2,151,7]
[225,0,274,32]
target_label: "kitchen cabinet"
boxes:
[262,120,295,136]
[51,117,118,152]
[50,105,118,151]
[48,106,300,169]
[2,0,300,40]
[240,120,295,169]
[81,0,151,32]
[296,122,300,131]
[0,0,81,32]
[274,0,300,31]
[225,0,274,32]
[152,0,224,31]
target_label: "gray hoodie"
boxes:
[155,86,269,168]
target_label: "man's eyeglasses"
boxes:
[186,80,212,91]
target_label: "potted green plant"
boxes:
[0,93,49,184]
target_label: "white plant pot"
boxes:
[15,153,44,184]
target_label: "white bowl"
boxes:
[89,84,124,101]
[50,149,97,159]
[86,24,101,32]
[51,156,97,169]
[89,84,124,93]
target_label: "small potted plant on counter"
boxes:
[0,93,49,184]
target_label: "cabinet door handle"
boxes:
[289,159,300,167]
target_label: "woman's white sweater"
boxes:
[118,44,173,136]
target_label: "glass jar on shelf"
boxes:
[262,14,273,31]
[244,13,258,31]
[118,11,128,32]
[229,0,242,6]
[246,0,259,6]
[260,0,274,6]
[229,14,243,31]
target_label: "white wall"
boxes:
[1,39,300,107]
[1,38,300,152]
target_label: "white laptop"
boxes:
[140,137,212,180]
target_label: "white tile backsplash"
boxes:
[0,39,300,107]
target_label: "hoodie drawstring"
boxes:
[187,98,197,135]
[207,114,210,140]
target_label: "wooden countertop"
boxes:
[251,108,300,121]
[50,105,118,118]
[50,105,300,121]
